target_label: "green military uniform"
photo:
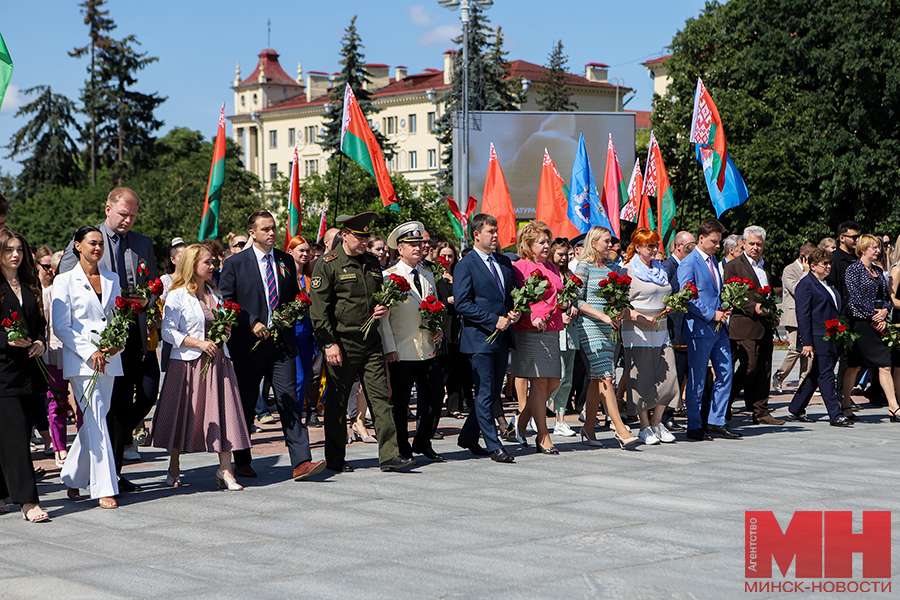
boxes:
[310,225,400,468]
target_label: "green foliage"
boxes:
[5,86,83,197]
[536,41,578,112]
[319,16,394,160]
[635,128,651,164]
[652,0,900,273]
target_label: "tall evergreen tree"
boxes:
[69,0,115,185]
[434,7,520,194]
[536,40,577,111]
[5,86,82,198]
[319,16,393,160]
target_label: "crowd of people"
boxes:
[1,185,896,522]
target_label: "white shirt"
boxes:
[252,244,280,327]
[819,278,838,310]
[473,246,504,290]
[394,259,421,291]
[747,255,769,288]
[695,247,720,291]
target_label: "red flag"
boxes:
[316,208,328,243]
[642,131,676,247]
[620,158,642,224]
[340,85,397,210]
[600,135,628,238]
[481,143,517,249]
[535,149,579,239]
[283,146,301,251]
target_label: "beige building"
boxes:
[641,54,672,98]
[228,48,633,189]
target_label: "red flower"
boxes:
[747,282,756,290]
[725,277,741,284]
[10,311,19,322]
[598,279,609,287]
[296,292,311,305]
[608,272,620,282]
[116,297,129,309]
[388,273,411,293]
[437,256,451,269]
[620,275,632,285]
[758,286,771,294]
[130,300,144,314]
[1,318,10,328]
[837,324,847,332]
[223,301,242,315]
[148,278,164,296]
[569,275,583,287]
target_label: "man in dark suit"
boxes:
[219,210,324,482]
[773,243,815,392]
[452,213,520,463]
[724,226,782,425]
[59,187,160,492]
[826,221,860,404]
[787,249,852,426]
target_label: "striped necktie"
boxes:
[264,254,278,311]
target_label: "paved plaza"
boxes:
[2,351,899,599]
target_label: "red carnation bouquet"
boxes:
[486,269,550,344]
[202,301,241,379]
[126,276,164,323]
[597,271,633,341]
[2,311,52,382]
[362,273,411,338]
[823,317,859,355]
[717,276,754,331]
[436,255,451,272]
[755,285,782,326]
[557,273,583,310]
[82,297,143,407]
[253,292,313,351]
[418,294,447,334]
[657,281,698,322]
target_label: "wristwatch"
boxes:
[324,343,334,350]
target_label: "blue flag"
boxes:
[568,133,611,234]
[696,145,749,217]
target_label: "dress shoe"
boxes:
[790,413,815,423]
[489,448,515,463]
[326,462,354,473]
[234,465,258,478]
[830,416,853,427]
[307,413,322,427]
[771,372,783,393]
[535,441,560,455]
[707,424,742,439]
[458,441,489,456]
[753,415,785,425]
[843,410,860,421]
[292,460,326,481]
[432,432,444,440]
[850,401,863,411]
[507,429,529,447]
[216,470,243,491]
[412,444,445,462]
[579,427,604,447]
[664,418,685,432]
[380,455,417,472]
[686,428,712,441]
[117,476,141,492]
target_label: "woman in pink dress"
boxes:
[150,244,250,491]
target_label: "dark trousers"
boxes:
[109,326,143,471]
[131,350,159,432]
[789,350,844,422]
[459,347,508,453]
[0,396,39,506]
[389,358,444,457]
[325,333,399,466]
[233,341,310,469]
[730,336,774,419]
[439,346,472,414]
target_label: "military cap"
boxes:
[570,233,586,248]
[387,221,426,249]
[336,212,377,237]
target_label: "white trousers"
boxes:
[60,375,119,499]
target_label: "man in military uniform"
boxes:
[310,212,416,473]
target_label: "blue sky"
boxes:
[0,0,709,176]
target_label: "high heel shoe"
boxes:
[66,487,83,501]
[165,471,181,488]
[579,427,604,447]
[216,470,243,491]
[535,441,560,455]
[351,423,377,443]
[890,408,900,423]
[843,409,859,421]
[614,432,639,450]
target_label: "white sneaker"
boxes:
[639,427,660,445]
[553,421,576,437]
[653,423,676,443]
[123,442,141,461]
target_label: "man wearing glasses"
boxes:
[826,221,859,405]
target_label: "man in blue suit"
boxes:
[677,218,741,440]
[788,249,852,426]
[453,214,520,463]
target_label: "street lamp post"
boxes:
[439,0,492,218]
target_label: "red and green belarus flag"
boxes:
[446,195,476,240]
[600,134,628,238]
[199,104,226,241]
[0,31,13,113]
[283,146,301,251]
[642,131,676,251]
[340,84,398,211]
[690,78,727,192]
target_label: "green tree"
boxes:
[319,16,393,160]
[434,5,520,194]
[69,0,115,186]
[536,40,578,111]
[5,86,83,198]
[651,0,900,273]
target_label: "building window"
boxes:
[288,163,294,176]
[288,128,295,146]
[427,112,436,132]
[253,93,258,106]
[241,95,246,107]
[408,114,417,134]
[305,159,318,177]
[304,125,317,143]
[387,156,396,172]
[269,130,277,149]
[409,151,417,170]
[269,163,278,181]
[384,116,397,135]
[427,149,436,169]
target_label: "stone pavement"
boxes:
[2,351,899,599]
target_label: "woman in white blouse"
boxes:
[149,244,250,491]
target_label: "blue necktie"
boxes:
[487,256,503,294]
[264,255,278,312]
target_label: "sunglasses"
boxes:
[232,241,246,249]
[37,262,52,271]
[843,234,860,240]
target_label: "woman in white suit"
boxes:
[149,244,249,491]
[52,226,122,509]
